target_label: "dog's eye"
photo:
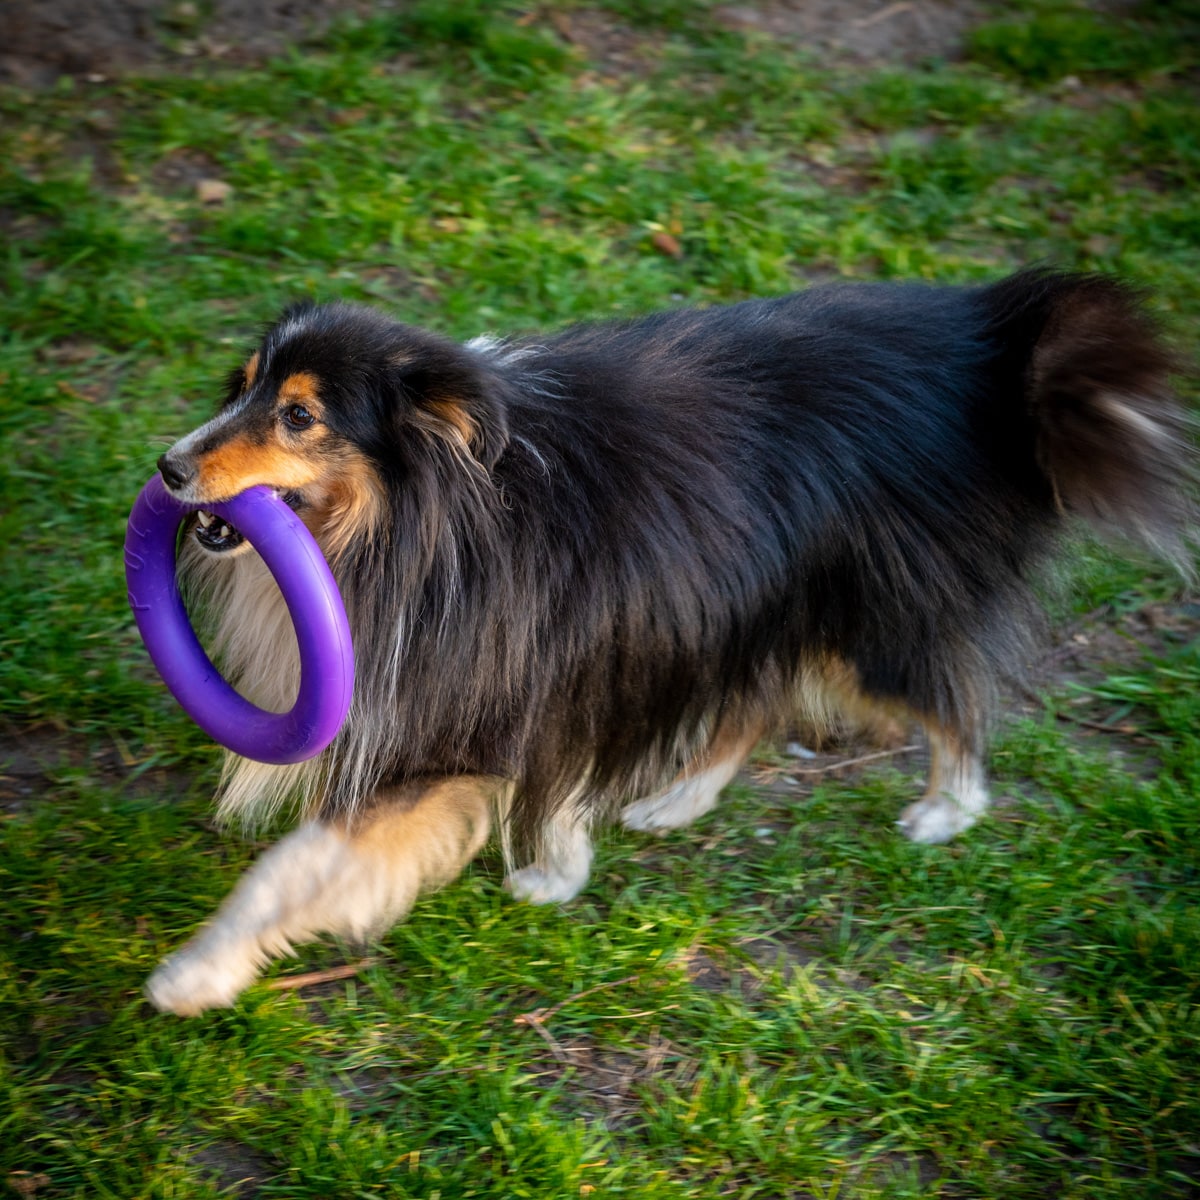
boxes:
[283,404,316,430]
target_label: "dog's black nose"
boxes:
[157,452,195,493]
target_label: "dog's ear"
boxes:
[389,341,509,471]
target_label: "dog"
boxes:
[145,270,1193,1015]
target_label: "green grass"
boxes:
[2,1,1199,1196]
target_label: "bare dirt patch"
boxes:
[0,719,199,815]
[715,0,985,64]
[1019,597,1200,772]
[0,0,986,87]
[0,0,371,86]
[533,1027,695,1126]
[189,1139,274,1198]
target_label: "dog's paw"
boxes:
[621,775,720,833]
[504,866,586,905]
[620,795,680,834]
[145,942,261,1016]
[896,796,977,844]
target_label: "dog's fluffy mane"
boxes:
[180,271,1193,852]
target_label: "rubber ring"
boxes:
[124,474,354,764]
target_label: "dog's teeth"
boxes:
[219,524,232,539]
[196,510,215,528]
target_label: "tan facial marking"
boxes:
[243,352,260,388]
[195,373,330,498]
[318,451,386,561]
[279,371,322,410]
[196,435,325,499]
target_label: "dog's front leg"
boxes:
[146,776,497,1016]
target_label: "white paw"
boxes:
[145,941,263,1016]
[620,795,678,833]
[504,866,586,905]
[897,796,977,845]
[621,773,720,833]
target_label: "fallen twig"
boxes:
[1018,686,1138,736]
[1054,710,1138,735]
[788,743,921,776]
[266,959,377,992]
[515,973,641,1028]
[514,973,643,1063]
[518,1013,573,1063]
[855,2,913,29]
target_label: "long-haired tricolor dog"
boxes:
[145,270,1193,1015]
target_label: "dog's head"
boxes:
[158,302,509,556]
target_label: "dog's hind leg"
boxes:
[504,798,595,905]
[620,720,764,834]
[146,776,497,1016]
[896,724,989,844]
[801,655,990,844]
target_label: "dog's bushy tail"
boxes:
[986,270,1196,566]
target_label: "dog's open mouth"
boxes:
[194,509,245,553]
[191,491,305,554]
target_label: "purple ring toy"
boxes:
[124,474,354,764]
